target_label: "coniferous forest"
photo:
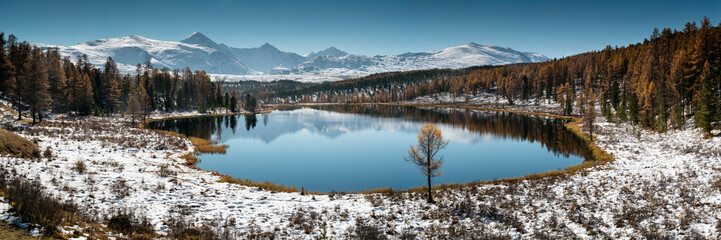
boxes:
[0,33,242,124]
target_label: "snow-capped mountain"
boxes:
[283,42,548,75]
[36,34,252,74]
[229,43,307,73]
[306,47,348,59]
[35,33,548,81]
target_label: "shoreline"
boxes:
[141,102,613,194]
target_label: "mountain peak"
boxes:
[188,32,207,39]
[181,32,218,47]
[259,43,277,49]
[307,46,348,58]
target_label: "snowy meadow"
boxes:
[1,95,720,239]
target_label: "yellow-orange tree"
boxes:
[405,123,449,203]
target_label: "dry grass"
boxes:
[188,136,226,154]
[0,221,41,240]
[0,128,40,159]
[218,175,300,193]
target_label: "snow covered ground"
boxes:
[0,94,720,239]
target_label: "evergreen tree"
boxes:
[229,91,237,112]
[694,62,717,134]
[244,94,257,112]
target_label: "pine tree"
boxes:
[229,91,237,112]
[244,94,257,112]
[694,62,717,134]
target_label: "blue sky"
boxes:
[1,0,718,58]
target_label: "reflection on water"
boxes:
[148,105,591,192]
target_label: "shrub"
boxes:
[353,218,386,240]
[72,160,86,174]
[107,210,155,238]
[158,164,176,178]
[43,147,52,160]
[108,215,132,233]
[0,174,76,236]
[111,177,131,198]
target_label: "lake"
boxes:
[148,105,591,192]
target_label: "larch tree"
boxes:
[584,89,597,142]
[10,41,31,120]
[101,57,121,113]
[25,47,51,123]
[404,123,449,204]
[45,48,67,112]
[556,82,574,116]
[70,72,94,115]
[0,33,15,96]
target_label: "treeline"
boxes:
[222,79,312,96]
[271,17,721,134]
[266,66,495,103]
[0,33,252,123]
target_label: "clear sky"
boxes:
[1,0,718,58]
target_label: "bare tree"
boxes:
[404,123,448,203]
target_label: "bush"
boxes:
[353,218,386,240]
[0,174,76,236]
[158,164,176,178]
[72,160,86,174]
[108,215,132,233]
[43,147,52,160]
[107,211,155,238]
[110,177,131,198]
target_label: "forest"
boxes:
[268,17,721,134]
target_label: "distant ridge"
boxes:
[34,33,549,80]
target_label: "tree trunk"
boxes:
[17,109,22,120]
[427,174,433,204]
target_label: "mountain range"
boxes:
[36,32,549,80]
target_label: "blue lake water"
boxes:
[148,105,590,192]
